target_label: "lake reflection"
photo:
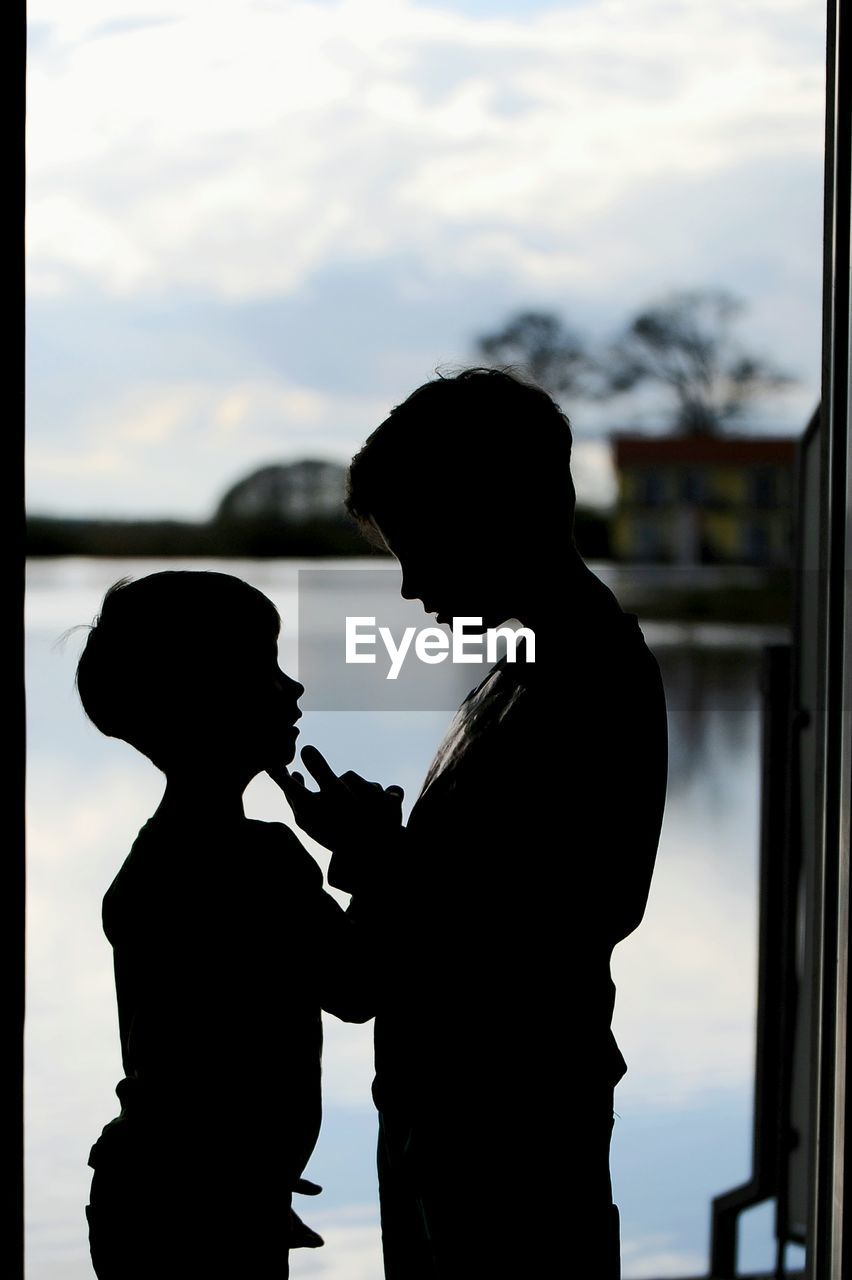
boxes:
[25,559,786,1278]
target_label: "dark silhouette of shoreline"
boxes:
[25,505,614,561]
[25,514,790,624]
[25,513,382,559]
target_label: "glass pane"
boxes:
[26,1,825,1276]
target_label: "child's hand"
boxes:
[269,745,404,871]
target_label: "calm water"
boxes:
[25,558,796,1279]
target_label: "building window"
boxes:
[639,469,666,506]
[680,467,705,503]
[636,518,663,560]
[750,467,776,508]
[744,522,770,563]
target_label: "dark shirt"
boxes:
[359,580,668,1148]
[89,811,372,1195]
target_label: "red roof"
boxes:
[612,433,798,467]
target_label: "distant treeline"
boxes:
[26,508,613,560]
[26,515,383,559]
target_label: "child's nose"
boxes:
[278,670,304,699]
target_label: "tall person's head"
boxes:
[346,368,578,626]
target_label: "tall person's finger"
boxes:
[267,766,306,797]
[299,745,339,791]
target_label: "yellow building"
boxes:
[611,433,797,565]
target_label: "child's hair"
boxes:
[345,366,577,544]
[76,571,280,767]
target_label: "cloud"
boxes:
[26,227,813,519]
[611,812,760,1109]
[621,1232,706,1279]
[27,0,824,301]
[292,1213,708,1279]
[26,0,824,517]
[26,374,394,517]
[25,371,617,514]
[290,1207,382,1279]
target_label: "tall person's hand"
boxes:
[269,746,404,888]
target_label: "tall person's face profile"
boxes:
[371,506,510,631]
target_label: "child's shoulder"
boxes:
[104,817,324,939]
[108,814,321,895]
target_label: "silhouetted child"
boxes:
[76,571,374,1279]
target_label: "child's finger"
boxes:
[386,785,404,799]
[300,745,339,791]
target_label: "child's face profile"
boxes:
[265,656,304,770]
[190,630,304,779]
[233,637,303,775]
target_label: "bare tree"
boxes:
[603,289,793,433]
[475,310,596,398]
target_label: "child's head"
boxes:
[76,571,303,778]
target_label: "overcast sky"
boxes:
[26,0,826,518]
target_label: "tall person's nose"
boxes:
[399,569,420,602]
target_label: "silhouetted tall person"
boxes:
[76,571,375,1279]
[278,368,668,1277]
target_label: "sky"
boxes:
[26,0,827,517]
